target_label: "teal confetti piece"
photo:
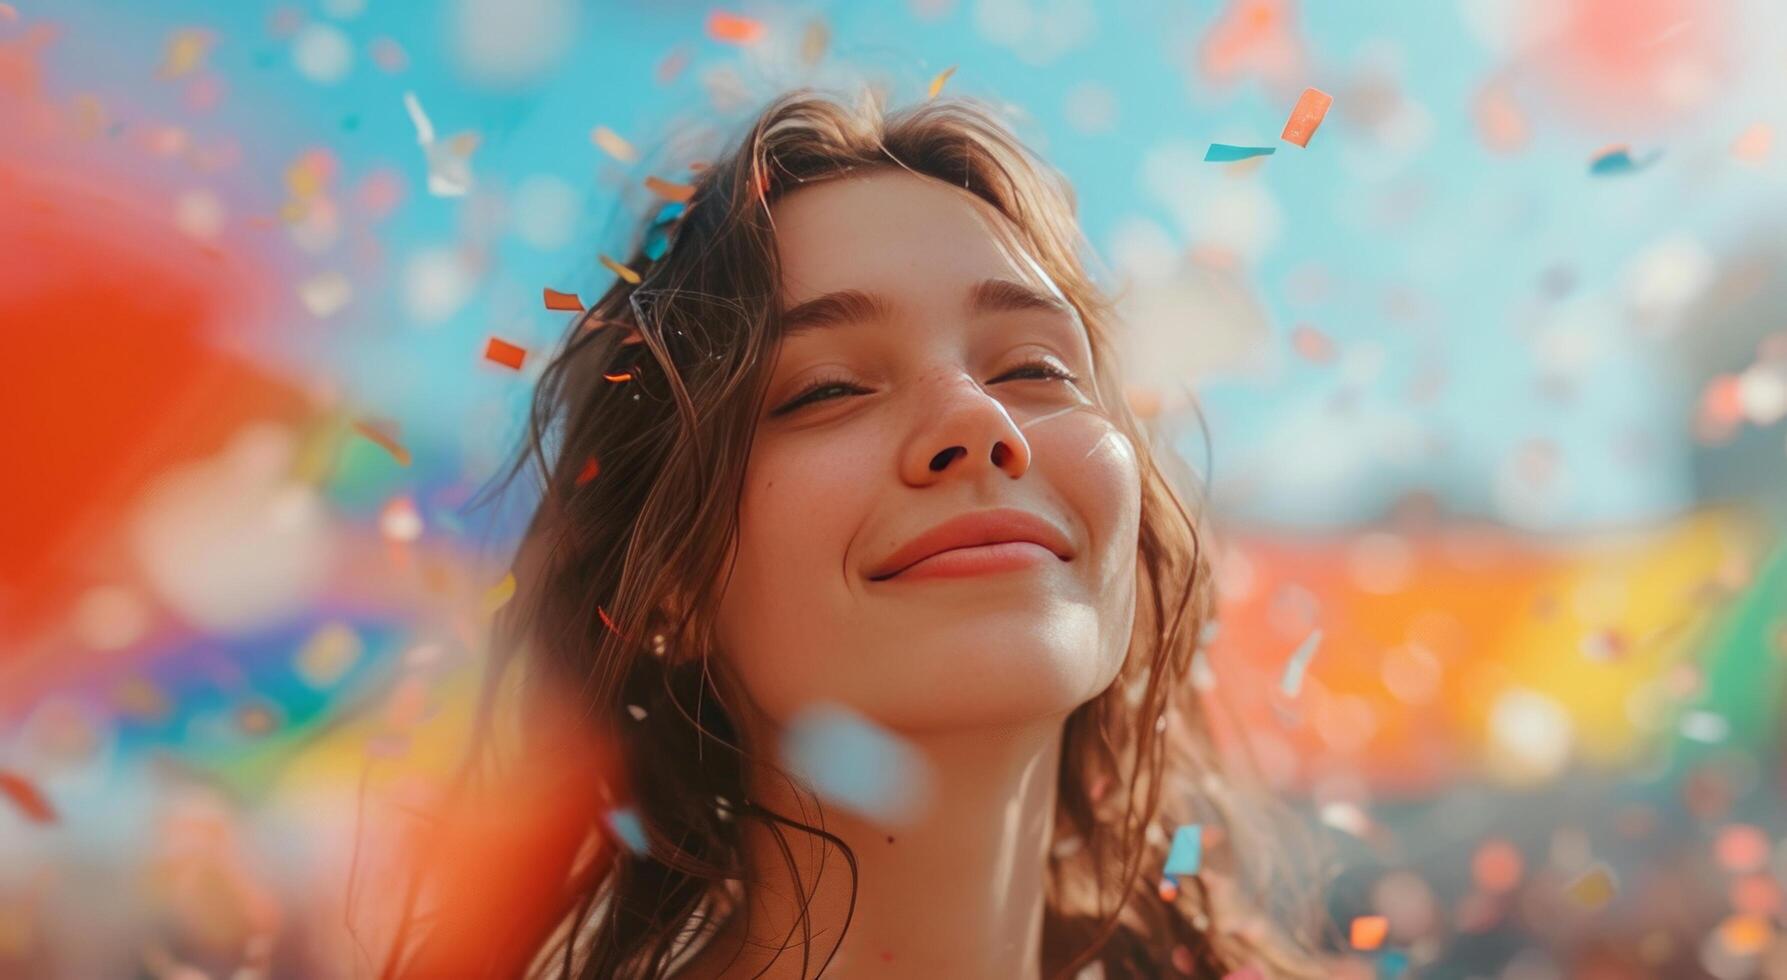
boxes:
[1163,823,1203,878]
[606,806,648,854]
[781,701,929,823]
[1205,143,1277,163]
[1588,147,1661,176]
[643,201,684,260]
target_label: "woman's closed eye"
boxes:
[770,357,1081,417]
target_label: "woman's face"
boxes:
[711,168,1141,735]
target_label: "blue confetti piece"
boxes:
[781,701,929,823]
[1163,823,1203,878]
[606,806,648,855]
[1376,948,1410,979]
[1204,143,1277,163]
[1588,146,1661,176]
[642,202,684,260]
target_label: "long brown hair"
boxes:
[375,86,1332,979]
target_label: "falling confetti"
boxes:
[596,606,623,637]
[1349,914,1388,950]
[927,65,957,99]
[484,337,527,371]
[237,702,281,736]
[1565,863,1618,909]
[402,91,473,196]
[591,125,638,163]
[575,456,600,486]
[781,701,932,824]
[297,270,352,317]
[482,572,517,616]
[800,19,829,65]
[606,807,649,854]
[352,419,412,467]
[1679,709,1730,743]
[0,771,57,825]
[1588,145,1661,177]
[1205,143,1277,163]
[705,11,765,45]
[599,254,641,284]
[1278,628,1322,697]
[157,28,215,80]
[1280,87,1332,147]
[295,622,362,688]
[1163,824,1204,878]
[543,287,584,311]
[1730,123,1772,163]
[602,371,634,383]
[643,175,694,203]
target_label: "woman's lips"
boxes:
[874,541,1061,581]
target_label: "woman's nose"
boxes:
[899,374,1032,486]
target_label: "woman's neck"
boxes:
[697,718,1064,978]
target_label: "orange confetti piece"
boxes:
[1349,914,1388,950]
[0,770,57,824]
[157,28,214,81]
[643,175,695,203]
[352,419,412,467]
[543,287,584,311]
[800,19,830,65]
[603,371,634,383]
[591,125,638,163]
[1474,82,1528,154]
[1718,913,1771,956]
[1731,123,1772,163]
[445,131,481,157]
[706,11,765,45]
[237,703,280,735]
[484,337,527,371]
[600,254,641,284]
[575,457,600,486]
[927,65,957,99]
[656,44,691,84]
[1280,87,1332,148]
[1290,323,1336,362]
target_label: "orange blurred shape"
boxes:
[1730,123,1771,163]
[0,147,297,649]
[385,713,618,977]
[1716,913,1772,957]
[1200,0,1304,87]
[1530,0,1728,132]
[1348,914,1388,950]
[1714,823,1770,874]
[1473,82,1529,154]
[1471,838,1524,894]
[1731,874,1783,917]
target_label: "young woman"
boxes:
[378,87,1329,979]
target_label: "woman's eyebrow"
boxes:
[778,277,1075,337]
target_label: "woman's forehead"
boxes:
[770,169,1047,306]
